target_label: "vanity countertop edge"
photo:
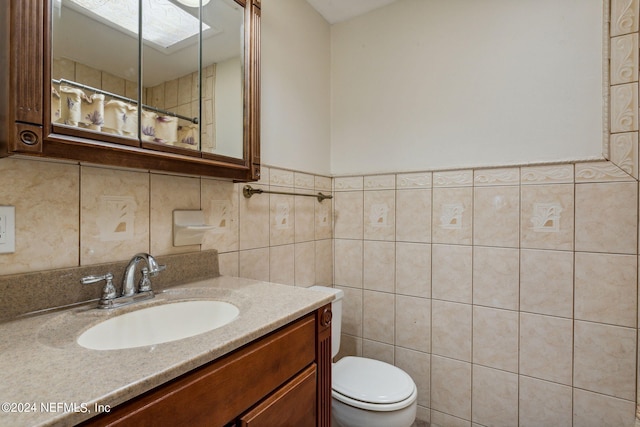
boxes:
[0,276,333,427]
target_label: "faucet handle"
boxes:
[139,268,152,292]
[81,273,117,302]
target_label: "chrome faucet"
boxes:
[122,253,165,297]
[81,253,166,309]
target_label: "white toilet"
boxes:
[309,286,417,427]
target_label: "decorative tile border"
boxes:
[611,0,639,36]
[521,165,574,185]
[364,174,396,190]
[575,161,636,182]
[474,168,520,186]
[397,172,432,189]
[433,170,474,187]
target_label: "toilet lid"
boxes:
[332,357,415,404]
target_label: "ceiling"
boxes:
[305,0,400,24]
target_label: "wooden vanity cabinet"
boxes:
[82,305,332,427]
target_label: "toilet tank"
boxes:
[309,286,343,358]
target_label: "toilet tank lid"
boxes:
[308,285,344,301]
[332,356,416,405]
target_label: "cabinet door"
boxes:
[239,364,317,427]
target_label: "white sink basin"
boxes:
[77,300,239,350]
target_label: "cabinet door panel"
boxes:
[239,364,317,427]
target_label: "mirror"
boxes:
[50,0,245,160]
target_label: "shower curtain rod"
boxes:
[52,78,199,124]
[243,185,333,203]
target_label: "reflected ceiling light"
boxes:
[177,0,211,6]
[67,0,210,49]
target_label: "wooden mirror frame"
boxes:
[0,0,260,181]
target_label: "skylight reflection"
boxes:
[67,0,211,49]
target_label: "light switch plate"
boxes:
[0,206,15,254]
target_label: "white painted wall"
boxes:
[330,0,604,175]
[261,0,332,175]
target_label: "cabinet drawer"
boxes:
[84,314,316,427]
[239,364,317,427]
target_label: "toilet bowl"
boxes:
[309,286,418,427]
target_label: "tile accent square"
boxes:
[432,187,473,245]
[521,184,574,250]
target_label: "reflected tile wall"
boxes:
[335,161,640,426]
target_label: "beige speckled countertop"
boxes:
[0,276,332,427]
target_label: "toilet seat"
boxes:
[332,357,417,412]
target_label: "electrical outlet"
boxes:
[0,206,15,254]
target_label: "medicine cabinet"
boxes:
[1,0,261,181]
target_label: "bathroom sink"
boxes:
[77,300,239,350]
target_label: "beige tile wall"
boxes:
[334,161,639,427]
[0,160,333,291]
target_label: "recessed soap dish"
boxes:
[173,210,216,246]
